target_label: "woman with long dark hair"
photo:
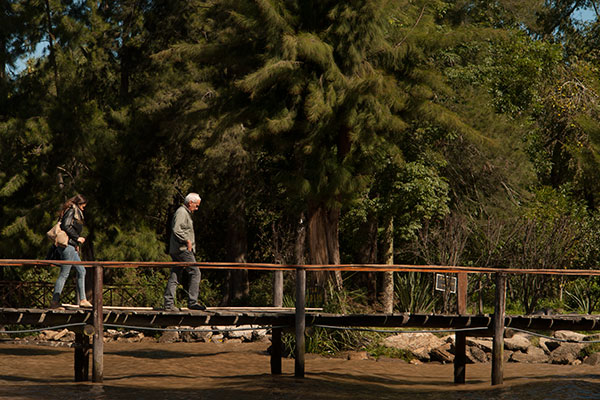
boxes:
[50,194,92,309]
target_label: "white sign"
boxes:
[435,273,457,293]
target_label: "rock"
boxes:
[554,330,586,342]
[549,343,583,364]
[211,334,224,342]
[467,338,493,353]
[252,329,268,341]
[527,345,548,358]
[59,331,75,342]
[191,329,213,342]
[180,331,194,342]
[584,352,600,365]
[540,337,561,353]
[180,326,210,343]
[54,329,69,341]
[383,333,446,361]
[105,329,124,341]
[227,325,255,341]
[430,346,454,363]
[467,346,489,363]
[40,330,58,340]
[346,351,369,361]
[441,335,455,344]
[141,336,156,343]
[509,346,547,363]
[158,329,180,343]
[211,326,227,335]
[504,334,531,352]
[117,331,143,342]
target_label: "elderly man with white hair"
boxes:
[163,192,206,311]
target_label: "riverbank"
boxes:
[1,341,599,399]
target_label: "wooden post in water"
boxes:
[271,327,282,375]
[74,330,90,381]
[454,272,468,384]
[492,272,506,385]
[92,264,104,383]
[295,267,306,378]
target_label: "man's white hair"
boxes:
[184,192,201,205]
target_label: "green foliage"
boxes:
[107,268,166,308]
[394,272,435,313]
[282,283,375,356]
[580,341,600,359]
[245,273,278,307]
[2,0,600,328]
[565,278,600,314]
[486,33,561,115]
[94,224,170,262]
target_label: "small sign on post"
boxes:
[435,273,457,294]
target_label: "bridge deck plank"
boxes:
[2,308,600,332]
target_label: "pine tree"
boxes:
[162,0,424,290]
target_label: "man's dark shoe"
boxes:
[164,305,179,312]
[188,304,206,311]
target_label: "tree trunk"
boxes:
[221,199,249,305]
[307,203,342,295]
[381,216,394,313]
[357,211,378,303]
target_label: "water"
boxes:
[1,341,599,399]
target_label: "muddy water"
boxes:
[1,341,599,399]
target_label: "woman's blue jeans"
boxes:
[52,245,87,302]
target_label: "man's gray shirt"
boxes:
[169,205,196,254]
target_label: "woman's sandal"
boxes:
[79,299,93,308]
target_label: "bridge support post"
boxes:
[295,267,306,378]
[271,327,282,375]
[492,272,506,385]
[454,272,468,384]
[74,331,90,381]
[92,264,104,383]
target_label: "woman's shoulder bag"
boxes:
[47,217,69,248]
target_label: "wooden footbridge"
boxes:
[2,259,600,387]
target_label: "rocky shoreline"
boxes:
[382,329,600,366]
[0,324,270,348]
[2,326,599,366]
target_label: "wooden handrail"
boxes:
[2,259,600,275]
